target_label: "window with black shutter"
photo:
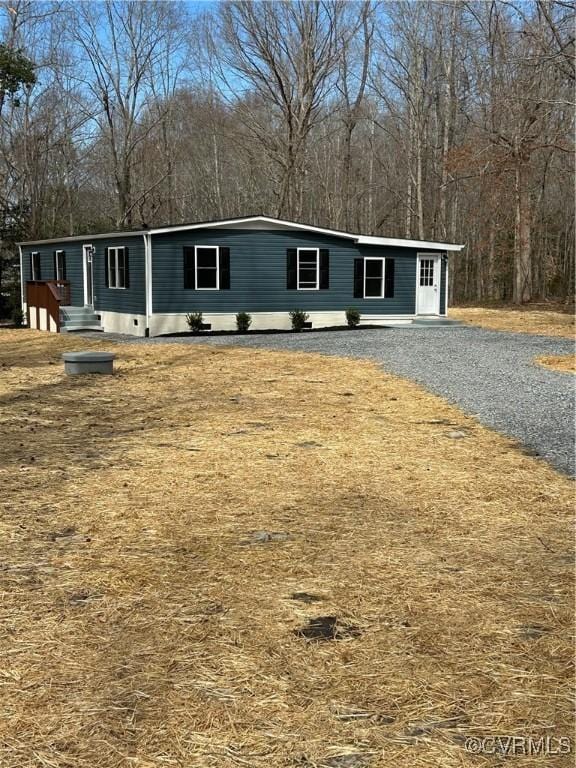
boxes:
[196,246,219,289]
[107,246,129,288]
[31,252,41,280]
[364,257,385,297]
[184,246,227,290]
[355,256,395,298]
[297,248,319,290]
[54,250,66,280]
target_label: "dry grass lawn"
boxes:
[0,329,574,768]
[535,355,576,374]
[450,305,575,338]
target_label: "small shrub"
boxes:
[11,307,24,327]
[289,309,309,332]
[236,311,252,333]
[345,307,361,328]
[185,311,204,333]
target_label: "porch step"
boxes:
[60,305,102,332]
[412,317,462,326]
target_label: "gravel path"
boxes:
[88,326,575,475]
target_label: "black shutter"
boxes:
[353,258,364,298]
[53,251,57,279]
[123,247,130,289]
[286,248,297,289]
[29,253,33,279]
[319,249,329,289]
[183,247,196,289]
[61,252,67,280]
[219,247,230,289]
[384,258,395,298]
[104,248,109,287]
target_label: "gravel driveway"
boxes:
[92,326,575,475]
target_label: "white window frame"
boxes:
[297,247,319,290]
[107,246,127,290]
[194,245,220,290]
[363,256,386,299]
[55,250,65,280]
[31,251,41,280]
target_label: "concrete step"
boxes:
[412,317,462,326]
[60,305,101,332]
[61,324,103,333]
[61,317,101,327]
[61,306,97,317]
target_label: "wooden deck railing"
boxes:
[26,280,70,332]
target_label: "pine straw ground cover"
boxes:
[0,329,574,768]
[535,355,576,374]
[450,306,575,338]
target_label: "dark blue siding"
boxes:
[22,242,84,306]
[151,229,440,315]
[22,227,449,321]
[21,235,146,313]
[91,236,145,314]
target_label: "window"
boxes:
[107,246,128,289]
[55,250,66,280]
[297,248,319,290]
[364,257,385,298]
[31,252,41,280]
[419,258,434,286]
[195,246,219,289]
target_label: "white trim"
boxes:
[107,246,128,289]
[30,251,40,280]
[363,256,386,299]
[82,244,94,306]
[151,216,358,241]
[444,256,449,316]
[194,245,219,290]
[144,233,152,326]
[297,247,319,290]
[415,252,441,315]
[55,249,65,281]
[18,230,147,246]
[18,216,465,252]
[357,234,463,251]
[19,245,24,314]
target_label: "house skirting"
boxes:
[97,310,148,336]
[147,311,419,336]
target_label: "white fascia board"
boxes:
[357,235,465,251]
[18,230,147,246]
[149,215,358,240]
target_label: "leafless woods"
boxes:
[1,0,574,303]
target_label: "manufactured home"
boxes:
[18,215,464,336]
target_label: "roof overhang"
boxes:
[18,215,465,251]
[18,230,147,246]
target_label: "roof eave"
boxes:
[17,230,148,246]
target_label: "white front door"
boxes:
[83,244,94,307]
[417,254,441,315]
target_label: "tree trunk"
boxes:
[513,157,532,304]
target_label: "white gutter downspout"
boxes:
[18,245,25,321]
[143,233,152,336]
